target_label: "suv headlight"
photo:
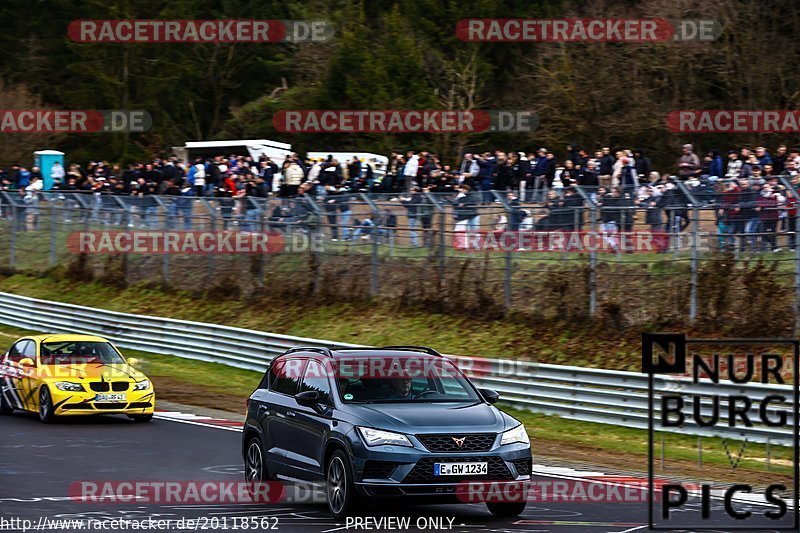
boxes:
[54,381,84,392]
[500,424,529,446]
[357,427,412,447]
[133,380,151,390]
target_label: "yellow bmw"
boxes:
[0,334,155,423]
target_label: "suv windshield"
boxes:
[40,341,126,365]
[336,355,480,403]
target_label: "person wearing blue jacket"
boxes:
[708,149,724,179]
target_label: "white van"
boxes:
[177,139,293,168]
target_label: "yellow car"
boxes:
[0,334,155,423]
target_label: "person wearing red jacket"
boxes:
[718,180,740,250]
[756,184,780,251]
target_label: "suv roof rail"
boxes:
[376,345,443,357]
[282,346,335,358]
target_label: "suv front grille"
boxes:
[362,461,398,479]
[403,456,512,483]
[417,433,496,453]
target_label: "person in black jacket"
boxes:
[637,186,665,231]
[598,187,625,228]
[323,185,340,240]
[662,182,690,234]
[737,179,761,250]
[493,152,513,192]
[597,187,626,252]
[506,192,525,231]
[400,186,426,247]
[633,149,652,182]
[452,185,479,232]
[562,187,585,230]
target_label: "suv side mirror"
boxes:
[479,388,500,404]
[19,358,35,367]
[295,390,319,407]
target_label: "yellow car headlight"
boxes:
[133,380,151,391]
[55,381,84,392]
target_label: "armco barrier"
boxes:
[0,292,793,446]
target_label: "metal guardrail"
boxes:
[0,292,793,446]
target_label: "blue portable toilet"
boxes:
[34,149,65,190]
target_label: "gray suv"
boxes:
[242,346,531,519]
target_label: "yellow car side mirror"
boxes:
[19,358,35,367]
[127,358,139,366]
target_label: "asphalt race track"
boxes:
[0,412,789,533]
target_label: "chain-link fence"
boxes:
[1,183,798,333]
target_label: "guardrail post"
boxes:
[439,209,446,285]
[359,193,380,298]
[689,206,699,324]
[491,190,513,311]
[50,203,57,266]
[208,210,216,284]
[588,203,598,316]
[796,235,800,337]
[257,214,265,288]
[504,251,512,310]
[781,177,800,336]
[574,186,596,316]
[766,438,771,471]
[424,192,447,290]
[9,204,16,269]
[697,436,702,467]
[162,249,169,286]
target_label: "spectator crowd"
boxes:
[1,143,799,251]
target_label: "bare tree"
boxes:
[0,79,64,166]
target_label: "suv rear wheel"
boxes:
[244,438,269,497]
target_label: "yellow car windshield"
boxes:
[40,341,126,365]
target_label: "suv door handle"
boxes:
[286,410,296,418]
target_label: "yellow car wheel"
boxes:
[0,389,12,415]
[38,386,55,424]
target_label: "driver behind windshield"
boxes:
[386,373,413,399]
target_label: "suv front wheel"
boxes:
[486,501,527,518]
[326,450,360,519]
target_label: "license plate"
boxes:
[433,462,488,476]
[95,393,126,402]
